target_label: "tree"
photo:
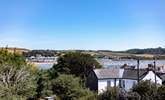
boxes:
[52,74,96,100]
[98,87,119,100]
[132,80,158,100]
[0,50,36,99]
[51,52,101,79]
[35,69,53,99]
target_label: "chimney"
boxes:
[148,64,154,70]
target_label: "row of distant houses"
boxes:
[86,66,165,93]
[27,56,58,63]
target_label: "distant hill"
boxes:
[2,47,165,59]
[0,47,30,54]
[125,47,165,54]
[79,47,165,59]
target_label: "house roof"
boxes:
[93,68,165,81]
[157,73,165,82]
[94,68,122,79]
[122,69,148,80]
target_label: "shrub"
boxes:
[98,87,119,100]
[52,74,96,100]
[132,80,157,100]
[157,85,165,100]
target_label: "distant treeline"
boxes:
[22,47,165,59]
[68,48,165,55]
[125,47,165,54]
[23,50,57,57]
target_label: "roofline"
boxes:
[98,78,140,80]
[98,78,123,80]
[148,70,163,80]
[93,69,164,81]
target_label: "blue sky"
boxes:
[0,0,165,50]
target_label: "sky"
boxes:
[0,0,165,50]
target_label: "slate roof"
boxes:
[157,73,165,82]
[93,68,165,81]
[122,69,148,80]
[94,68,121,79]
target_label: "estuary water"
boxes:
[36,59,165,69]
[36,63,54,69]
[97,58,165,68]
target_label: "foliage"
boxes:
[35,69,53,98]
[23,50,57,57]
[98,87,140,100]
[0,50,36,99]
[157,85,165,100]
[1,95,26,100]
[52,74,96,100]
[132,80,158,100]
[78,90,97,100]
[0,50,26,67]
[98,87,119,100]
[126,47,165,55]
[124,91,140,100]
[51,52,101,79]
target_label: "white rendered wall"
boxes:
[98,79,119,93]
[143,71,162,85]
[124,79,137,91]
[98,80,107,93]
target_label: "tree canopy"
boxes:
[52,74,96,100]
[51,52,101,79]
[0,50,36,99]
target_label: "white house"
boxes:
[86,68,124,93]
[86,68,165,93]
[122,69,163,90]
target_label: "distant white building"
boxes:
[27,56,58,63]
[87,68,165,93]
[122,69,163,90]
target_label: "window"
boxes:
[119,80,125,88]
[119,80,122,88]
[122,80,125,88]
[114,79,117,87]
[133,81,136,86]
[107,80,111,87]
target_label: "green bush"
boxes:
[52,74,96,100]
[132,80,158,100]
[35,70,53,98]
[98,87,119,100]
[157,85,165,100]
[125,91,141,100]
